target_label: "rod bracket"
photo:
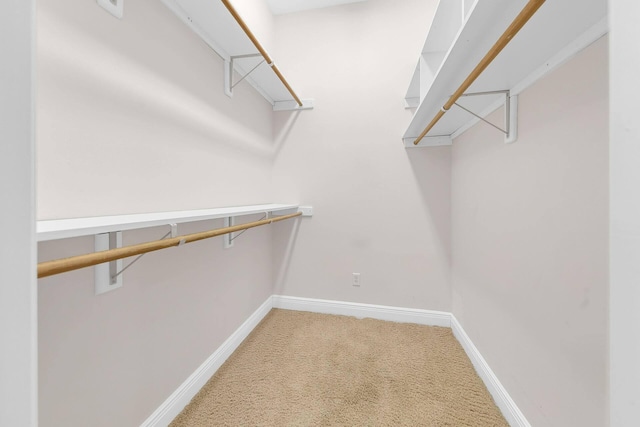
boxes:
[273,99,315,111]
[95,231,123,295]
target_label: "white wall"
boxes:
[271,0,452,311]
[609,1,640,425]
[36,0,282,425]
[451,37,609,426]
[1,1,37,426]
[37,0,276,219]
[34,1,625,426]
[38,218,274,427]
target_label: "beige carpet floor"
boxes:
[170,309,509,426]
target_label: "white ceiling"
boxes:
[265,0,368,15]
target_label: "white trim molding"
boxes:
[450,316,531,427]
[143,296,529,427]
[272,295,451,327]
[140,296,273,427]
[1,0,37,425]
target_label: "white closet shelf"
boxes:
[37,204,308,242]
[161,0,312,111]
[404,0,607,147]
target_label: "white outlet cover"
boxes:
[352,273,361,286]
[97,0,123,19]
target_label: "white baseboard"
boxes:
[140,296,274,427]
[450,316,531,427]
[142,295,528,427]
[272,295,451,327]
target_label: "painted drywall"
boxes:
[37,0,276,220]
[36,0,283,425]
[451,37,608,427]
[270,0,452,311]
[1,1,37,426]
[38,218,275,427]
[35,1,616,426]
[609,1,640,425]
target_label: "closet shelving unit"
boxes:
[38,204,312,292]
[403,0,607,148]
[161,0,313,111]
[37,204,306,242]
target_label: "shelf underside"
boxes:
[162,0,295,104]
[37,204,299,242]
[404,0,607,146]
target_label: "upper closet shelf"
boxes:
[403,0,607,147]
[37,204,310,242]
[161,0,313,111]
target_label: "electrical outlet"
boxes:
[352,273,361,287]
[97,0,124,19]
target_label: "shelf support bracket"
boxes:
[223,216,235,248]
[223,207,312,248]
[505,94,518,144]
[454,90,518,144]
[95,231,123,295]
[96,224,179,294]
[224,53,264,98]
[225,213,270,248]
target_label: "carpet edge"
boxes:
[142,295,531,427]
[272,295,451,327]
[451,315,532,427]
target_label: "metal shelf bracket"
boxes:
[223,216,235,249]
[454,90,518,144]
[223,206,312,249]
[95,224,179,295]
[95,231,123,295]
[224,53,264,98]
[224,54,314,111]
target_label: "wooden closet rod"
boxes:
[221,0,303,107]
[414,0,546,145]
[37,211,302,279]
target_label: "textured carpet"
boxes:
[170,309,509,426]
